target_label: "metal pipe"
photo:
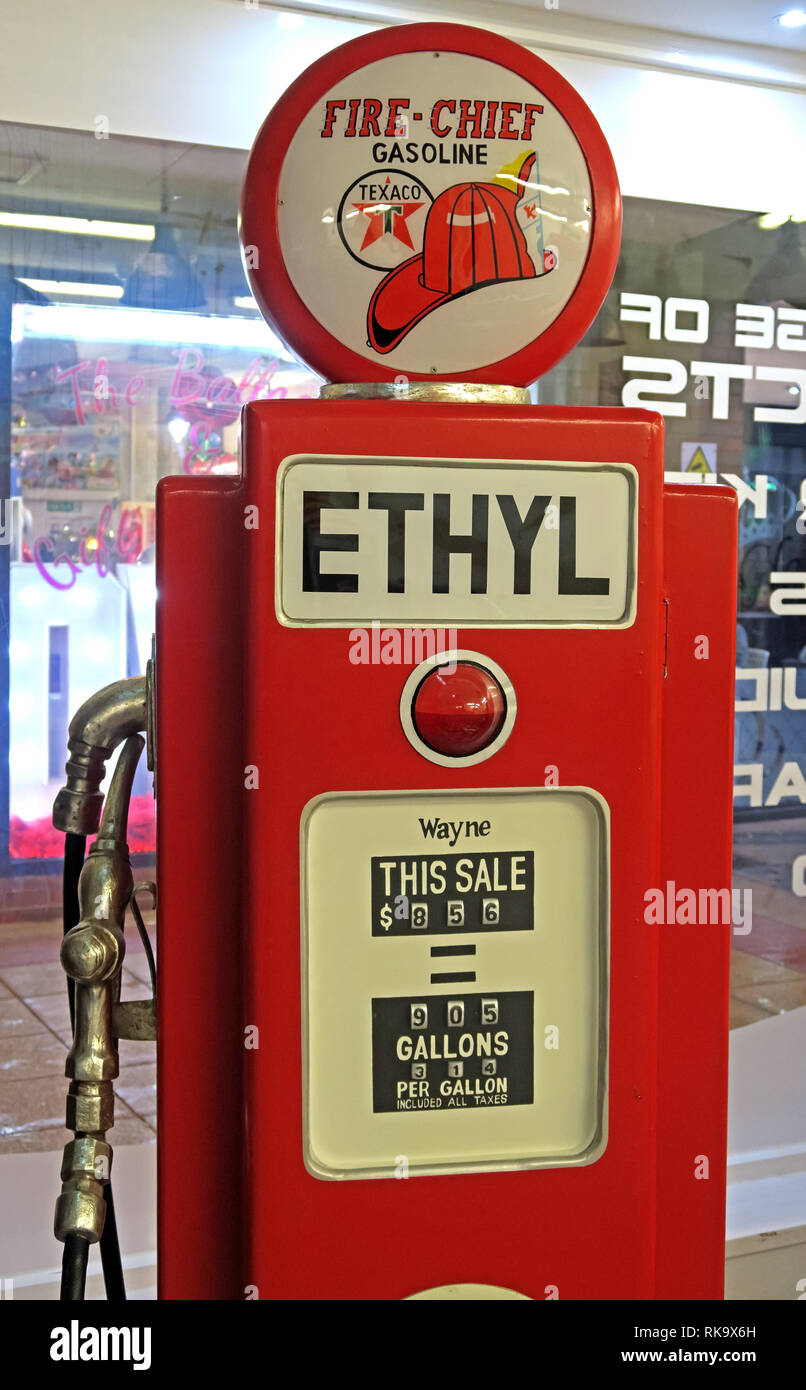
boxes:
[52,675,148,836]
[96,729,142,844]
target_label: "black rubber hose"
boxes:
[60,1234,90,1301]
[100,1184,127,1301]
[61,830,126,1301]
[62,832,86,1033]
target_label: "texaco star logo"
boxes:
[352,188,424,251]
[337,169,433,270]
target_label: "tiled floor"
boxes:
[0,911,156,1155]
[729,816,806,1022]
[730,948,806,1028]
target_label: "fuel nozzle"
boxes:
[54,735,144,1252]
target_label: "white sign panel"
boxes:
[277,454,637,627]
[276,52,594,376]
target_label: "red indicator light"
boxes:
[411,662,506,758]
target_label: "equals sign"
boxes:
[430,943,476,984]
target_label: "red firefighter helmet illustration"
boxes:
[367,150,558,354]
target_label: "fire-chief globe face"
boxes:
[239,22,621,387]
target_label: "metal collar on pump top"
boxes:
[319,381,531,403]
[239,21,621,390]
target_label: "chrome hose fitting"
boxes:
[54,1129,113,1245]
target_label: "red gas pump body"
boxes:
[155,401,736,1300]
[657,483,737,1299]
[154,19,737,1303]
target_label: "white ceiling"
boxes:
[496,0,806,52]
[266,0,806,74]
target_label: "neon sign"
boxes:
[54,349,299,426]
[31,503,144,590]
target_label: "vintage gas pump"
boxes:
[51,22,737,1301]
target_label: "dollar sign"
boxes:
[379,903,392,931]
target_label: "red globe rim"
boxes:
[239,21,622,388]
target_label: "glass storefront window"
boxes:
[0,123,321,865]
[540,195,806,915]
